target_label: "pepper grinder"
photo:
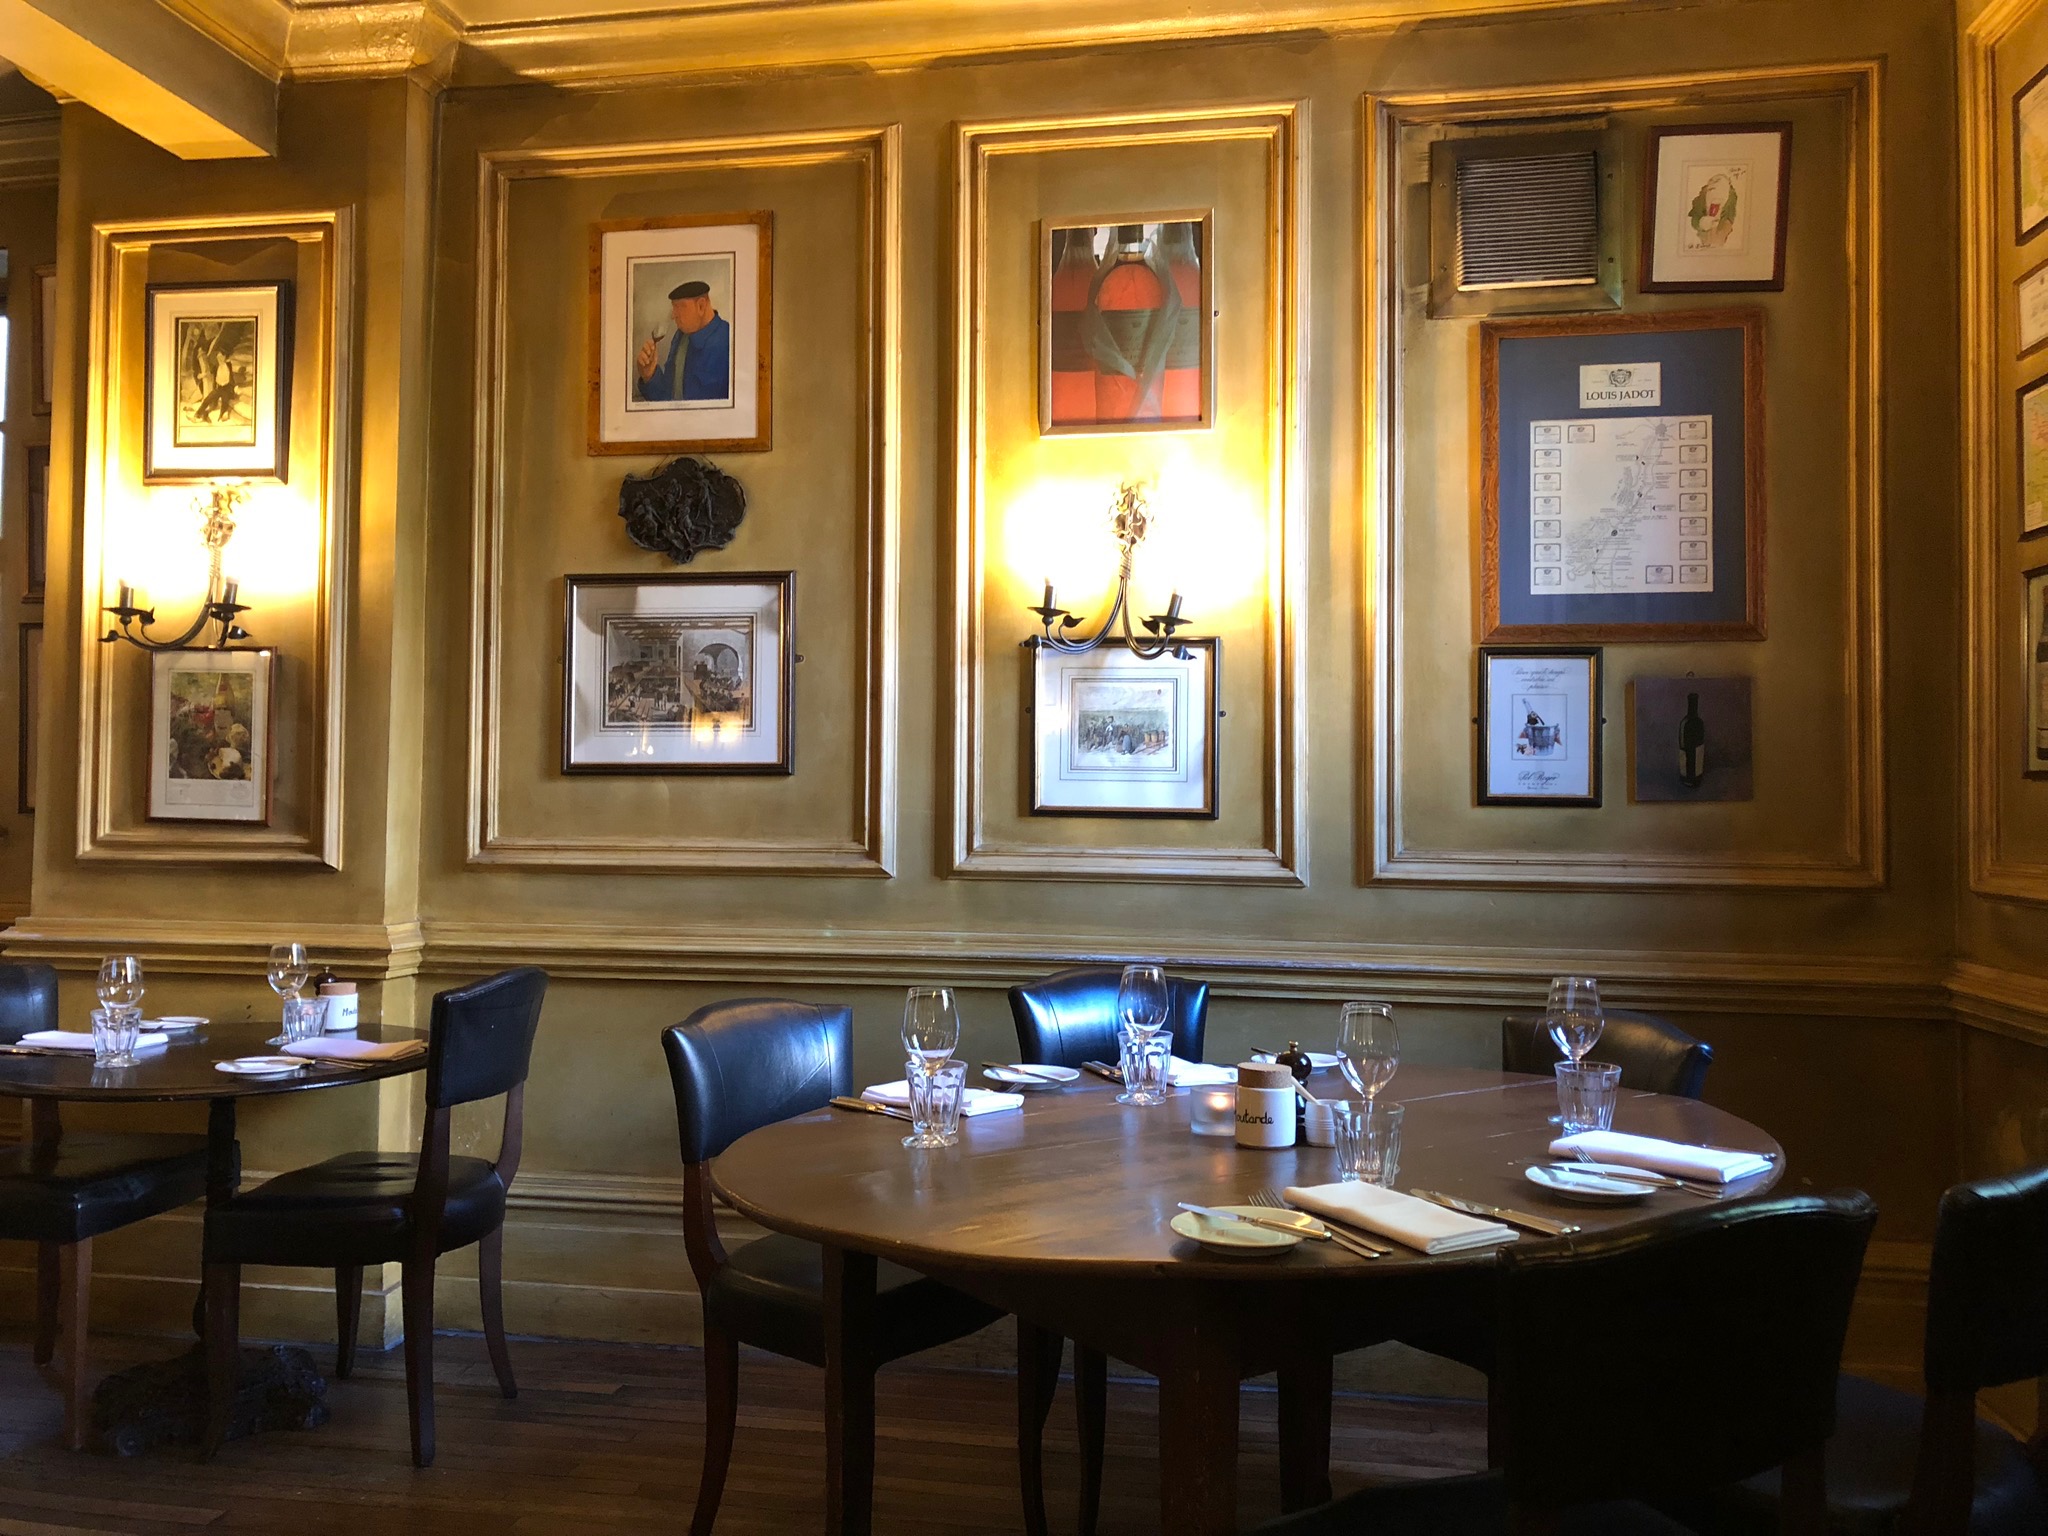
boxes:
[1274,1041,1314,1137]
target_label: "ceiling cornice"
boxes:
[0,111,61,187]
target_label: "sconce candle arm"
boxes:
[1020,479,1194,662]
[100,485,257,653]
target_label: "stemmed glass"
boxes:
[1336,1001,1400,1105]
[1545,975,1605,1125]
[96,955,146,1013]
[1118,964,1169,1039]
[267,942,311,1005]
[1115,964,1173,1106]
[901,986,961,1149]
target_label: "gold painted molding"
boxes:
[1947,959,2048,1047]
[1363,64,1887,891]
[0,914,426,977]
[949,104,1308,886]
[466,127,900,875]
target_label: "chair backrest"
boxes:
[1490,1190,1875,1513]
[662,998,853,1166]
[1007,966,1209,1069]
[0,962,58,1045]
[424,967,549,1110]
[1923,1163,2048,1395]
[1501,1008,1714,1098]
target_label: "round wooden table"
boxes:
[714,1063,1783,1535]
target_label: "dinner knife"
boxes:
[1548,1162,1722,1198]
[828,1095,914,1122]
[1413,1189,1581,1237]
[1080,1060,1124,1084]
[1178,1201,1328,1240]
[981,1061,1063,1083]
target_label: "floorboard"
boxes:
[0,1330,1486,1533]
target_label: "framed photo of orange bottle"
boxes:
[1039,213,1213,434]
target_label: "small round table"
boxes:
[713,1063,1783,1536]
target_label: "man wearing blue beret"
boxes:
[635,279,731,403]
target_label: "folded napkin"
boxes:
[1550,1130,1773,1184]
[20,1029,170,1052]
[862,1080,1024,1116]
[1283,1180,1519,1255]
[283,1036,427,1063]
[1168,1059,1237,1087]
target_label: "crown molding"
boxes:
[0,111,60,187]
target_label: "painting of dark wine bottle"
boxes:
[1678,691,1707,790]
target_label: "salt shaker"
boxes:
[1234,1061,1297,1148]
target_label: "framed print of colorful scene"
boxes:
[1641,123,1791,292]
[1040,214,1211,434]
[1029,639,1218,817]
[588,212,771,455]
[148,647,274,823]
[563,572,793,773]
[1477,647,1602,807]
[144,282,293,482]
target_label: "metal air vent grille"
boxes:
[1454,150,1601,292]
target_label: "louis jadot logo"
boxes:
[1578,361,1662,409]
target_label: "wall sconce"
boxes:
[101,482,256,651]
[1025,479,1192,660]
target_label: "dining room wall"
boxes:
[0,0,1984,1388]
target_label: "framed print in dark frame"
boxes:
[23,444,47,602]
[144,281,294,482]
[2027,565,2048,779]
[2023,376,2048,539]
[2018,59,2048,244]
[1028,638,1219,817]
[1480,308,1766,643]
[1477,646,1603,807]
[562,571,794,774]
[1640,123,1791,293]
[1039,213,1213,435]
[17,623,38,814]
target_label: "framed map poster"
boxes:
[1479,309,1765,643]
[1029,639,1218,817]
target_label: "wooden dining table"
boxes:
[712,1063,1784,1536]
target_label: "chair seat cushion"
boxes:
[1691,1374,2048,1536]
[205,1151,507,1268]
[1248,1471,1698,1535]
[706,1231,1001,1368]
[0,1132,210,1245]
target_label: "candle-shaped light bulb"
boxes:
[1041,578,1056,612]
[1165,591,1184,622]
[221,579,240,608]
[116,582,135,612]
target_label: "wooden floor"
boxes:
[0,1329,1486,1534]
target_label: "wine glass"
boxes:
[1336,1001,1399,1105]
[267,942,311,1005]
[901,986,960,1077]
[1546,975,1605,1066]
[96,955,145,1011]
[1117,964,1170,1041]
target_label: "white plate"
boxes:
[1525,1165,1652,1204]
[1169,1206,1303,1255]
[981,1064,1080,1090]
[150,1016,208,1033]
[214,1056,310,1079]
[1252,1050,1343,1070]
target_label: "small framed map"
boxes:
[1029,639,1218,817]
[1641,124,1790,292]
[1479,309,1765,643]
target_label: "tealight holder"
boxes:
[1190,1086,1237,1137]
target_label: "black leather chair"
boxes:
[1251,1191,1879,1536]
[1501,1008,1715,1098]
[1691,1166,2048,1535]
[663,999,1007,1536]
[201,967,548,1466]
[0,961,210,1450]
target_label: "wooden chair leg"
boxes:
[1075,1344,1108,1536]
[822,1247,878,1536]
[401,1254,438,1468]
[201,1260,241,1460]
[1277,1351,1335,1511]
[1016,1323,1063,1536]
[478,1227,516,1399]
[334,1266,363,1379]
[34,1241,60,1367]
[691,1322,740,1536]
[58,1239,92,1451]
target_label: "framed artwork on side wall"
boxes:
[1641,123,1791,292]
[2020,257,2048,358]
[563,572,793,773]
[1040,214,1212,433]
[24,445,47,601]
[588,212,772,455]
[2022,377,2048,537]
[144,282,294,481]
[17,623,38,814]
[1029,639,1218,817]
[148,647,274,823]
[1631,675,1753,802]
[2027,567,2048,778]
[1478,647,1603,807]
[33,266,54,414]
[2018,61,2048,242]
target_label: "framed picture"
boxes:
[23,445,47,601]
[1477,647,1602,807]
[32,266,54,414]
[144,282,293,482]
[1480,308,1765,642]
[148,647,274,823]
[1040,215,1211,434]
[1641,124,1791,292]
[17,623,38,815]
[2023,258,2048,360]
[1631,675,1753,802]
[2018,61,2048,243]
[1028,639,1218,817]
[563,572,793,773]
[2028,566,2048,779]
[588,212,771,455]
[2023,377,2048,538]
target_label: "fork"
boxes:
[1562,1154,1721,1198]
[1249,1187,1392,1257]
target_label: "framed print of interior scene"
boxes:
[1641,123,1791,291]
[588,212,772,455]
[563,572,793,773]
[1029,639,1218,817]
[144,281,293,482]
[148,647,274,824]
[1041,215,1211,433]
[1478,646,1603,807]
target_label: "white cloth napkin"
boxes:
[1168,1059,1237,1087]
[1549,1130,1773,1184]
[1283,1180,1519,1255]
[862,1080,1024,1116]
[20,1029,170,1052]
[283,1036,427,1063]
